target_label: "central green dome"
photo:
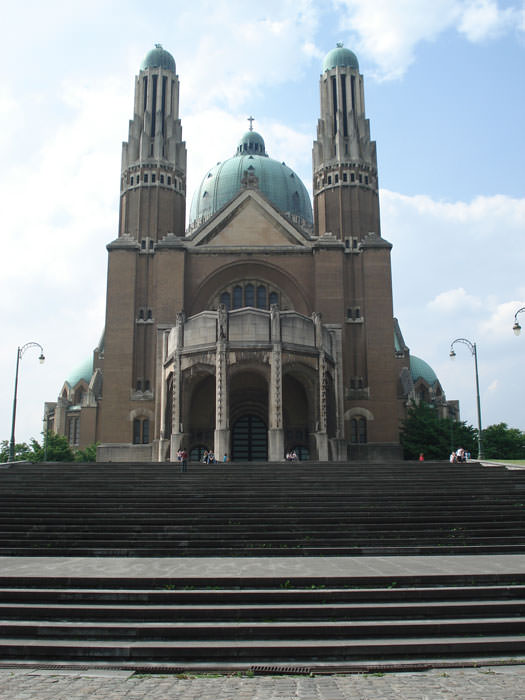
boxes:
[189,131,313,229]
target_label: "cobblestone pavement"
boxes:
[0,666,524,699]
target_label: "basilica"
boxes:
[44,44,457,462]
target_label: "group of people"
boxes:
[202,449,216,464]
[285,450,298,462]
[202,449,230,464]
[450,447,470,463]
[176,448,229,471]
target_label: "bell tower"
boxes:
[313,45,401,457]
[313,44,380,241]
[119,44,187,241]
[99,45,187,450]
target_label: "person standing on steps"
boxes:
[180,447,188,472]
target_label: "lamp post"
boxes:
[449,338,483,460]
[513,307,525,336]
[9,342,45,462]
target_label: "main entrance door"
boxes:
[232,415,268,461]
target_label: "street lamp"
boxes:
[513,307,525,336]
[449,338,483,460]
[9,342,45,462]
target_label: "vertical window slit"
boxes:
[161,76,167,136]
[151,74,158,137]
[341,76,348,137]
[331,75,338,135]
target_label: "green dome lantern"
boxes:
[323,43,359,73]
[140,44,176,72]
[189,129,313,229]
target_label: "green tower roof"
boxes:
[189,131,313,228]
[140,44,176,72]
[323,44,359,73]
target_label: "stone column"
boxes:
[313,312,329,461]
[170,313,185,461]
[268,305,284,461]
[156,329,169,461]
[326,325,346,461]
[214,305,230,460]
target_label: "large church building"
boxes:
[44,44,456,462]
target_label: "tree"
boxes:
[400,402,477,460]
[482,423,525,460]
[30,433,75,462]
[0,440,33,463]
[74,443,98,462]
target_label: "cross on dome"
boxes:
[247,116,255,131]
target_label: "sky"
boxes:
[1,0,524,446]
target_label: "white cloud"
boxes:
[428,288,483,313]
[479,300,525,339]
[458,0,518,41]
[178,0,321,110]
[334,0,524,79]
[487,378,500,393]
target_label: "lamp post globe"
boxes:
[513,307,524,336]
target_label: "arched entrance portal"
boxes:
[232,414,268,461]
[230,369,269,461]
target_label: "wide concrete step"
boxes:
[1,600,524,622]
[2,584,525,603]
[2,617,525,641]
[1,635,525,661]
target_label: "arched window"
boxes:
[74,388,85,405]
[68,416,80,446]
[233,286,243,309]
[351,417,367,444]
[217,284,282,311]
[133,418,150,444]
[257,285,267,309]
[245,283,254,307]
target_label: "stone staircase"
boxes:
[1,459,525,668]
[0,461,525,556]
[0,575,524,666]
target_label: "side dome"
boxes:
[140,44,176,72]
[323,44,359,72]
[67,358,93,387]
[189,131,313,229]
[410,355,439,387]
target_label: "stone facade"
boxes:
[44,44,456,462]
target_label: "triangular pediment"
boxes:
[189,189,310,249]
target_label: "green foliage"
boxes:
[1,434,100,463]
[400,402,477,460]
[30,432,75,462]
[74,443,98,462]
[482,423,525,460]
[0,440,33,463]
